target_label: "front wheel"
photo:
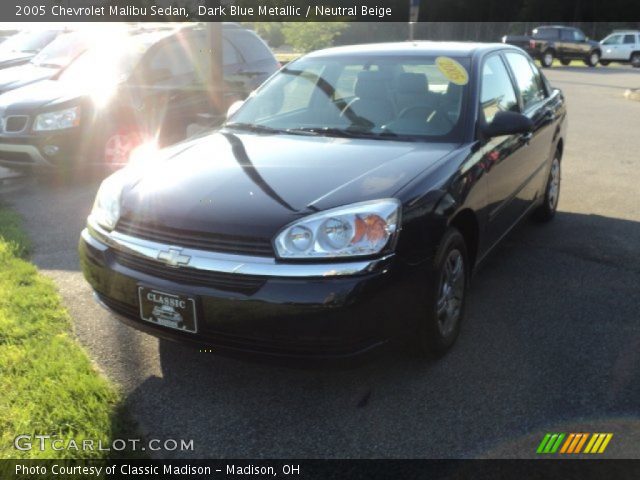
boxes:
[586,51,600,67]
[102,127,148,168]
[541,50,554,68]
[533,154,561,222]
[414,228,468,358]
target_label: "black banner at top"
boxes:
[3,0,640,22]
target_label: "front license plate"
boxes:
[138,287,197,334]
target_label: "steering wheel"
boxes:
[398,105,455,129]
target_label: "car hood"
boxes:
[119,131,457,240]
[0,79,80,112]
[0,64,57,94]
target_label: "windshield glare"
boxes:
[31,33,87,68]
[59,41,144,85]
[0,30,57,54]
[229,55,469,141]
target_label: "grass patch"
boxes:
[0,205,138,459]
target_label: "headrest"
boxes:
[395,73,428,93]
[354,71,387,99]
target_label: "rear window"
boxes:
[225,31,274,63]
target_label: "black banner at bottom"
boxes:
[1,459,640,480]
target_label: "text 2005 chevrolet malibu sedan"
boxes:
[79,42,566,358]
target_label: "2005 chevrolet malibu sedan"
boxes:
[79,42,567,358]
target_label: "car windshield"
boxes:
[227,55,470,142]
[0,30,57,54]
[58,38,146,86]
[30,33,88,69]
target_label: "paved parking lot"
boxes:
[2,66,640,458]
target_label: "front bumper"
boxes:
[0,128,82,169]
[79,223,424,358]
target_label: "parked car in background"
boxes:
[79,41,566,358]
[0,29,64,70]
[0,24,278,172]
[0,31,96,95]
[503,25,601,67]
[600,31,640,67]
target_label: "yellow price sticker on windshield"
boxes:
[436,57,469,86]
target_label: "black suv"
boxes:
[0,24,279,172]
[503,26,602,67]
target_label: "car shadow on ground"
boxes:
[116,211,640,458]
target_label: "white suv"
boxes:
[600,31,640,67]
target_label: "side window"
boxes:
[572,30,586,42]
[505,52,547,110]
[602,35,622,45]
[560,29,573,41]
[223,39,240,66]
[480,55,518,123]
[623,34,636,45]
[145,40,199,87]
[226,31,274,63]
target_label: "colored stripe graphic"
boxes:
[585,433,613,454]
[537,433,565,453]
[539,433,613,454]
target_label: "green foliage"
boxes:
[248,22,286,48]
[282,22,348,52]
[0,206,137,459]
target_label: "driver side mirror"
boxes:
[482,111,533,138]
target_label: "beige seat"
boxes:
[341,71,395,126]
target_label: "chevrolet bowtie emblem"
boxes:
[157,248,191,267]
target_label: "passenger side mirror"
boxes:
[482,111,533,138]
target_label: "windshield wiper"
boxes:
[225,123,322,137]
[291,127,416,141]
[224,122,284,134]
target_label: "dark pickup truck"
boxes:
[503,26,601,68]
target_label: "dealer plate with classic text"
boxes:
[138,286,197,333]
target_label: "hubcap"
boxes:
[544,53,553,65]
[591,53,599,65]
[104,132,142,165]
[548,157,561,210]
[436,249,465,337]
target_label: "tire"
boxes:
[586,51,600,67]
[599,60,610,66]
[541,50,554,68]
[560,58,571,66]
[631,53,640,68]
[533,153,561,222]
[414,228,468,358]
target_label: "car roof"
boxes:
[304,41,508,59]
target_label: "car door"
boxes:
[478,53,534,249]
[570,29,590,57]
[504,52,557,201]
[559,28,575,58]
[601,34,623,60]
[621,34,637,61]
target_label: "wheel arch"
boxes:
[448,209,480,274]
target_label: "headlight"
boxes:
[89,171,125,231]
[274,199,401,259]
[33,106,80,131]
